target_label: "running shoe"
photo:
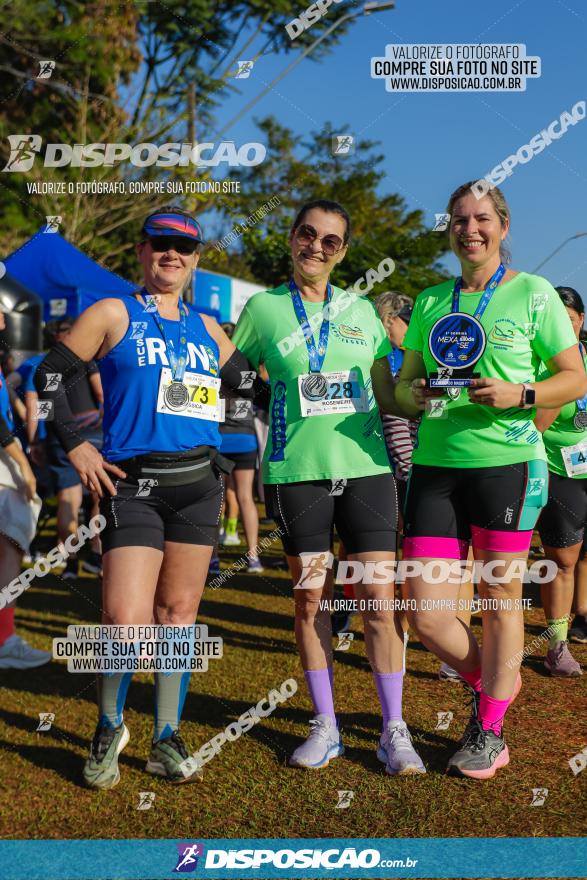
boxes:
[80,551,102,576]
[208,556,220,575]
[222,532,241,546]
[82,722,130,789]
[247,558,264,573]
[438,662,461,681]
[457,672,521,746]
[376,721,426,775]
[569,614,587,644]
[145,730,203,783]
[446,720,509,779]
[289,714,344,768]
[61,557,79,580]
[0,635,51,669]
[544,640,583,677]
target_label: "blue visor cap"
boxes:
[143,212,204,242]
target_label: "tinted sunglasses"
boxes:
[294,223,344,257]
[148,236,199,255]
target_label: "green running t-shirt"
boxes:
[403,272,578,468]
[232,283,392,484]
[540,346,587,478]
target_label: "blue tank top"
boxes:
[0,368,14,437]
[98,296,222,461]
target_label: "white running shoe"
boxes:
[289,714,344,768]
[247,558,264,573]
[438,662,462,681]
[377,720,426,775]
[222,532,241,546]
[0,635,51,669]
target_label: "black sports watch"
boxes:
[521,383,536,409]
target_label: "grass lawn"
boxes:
[0,516,585,857]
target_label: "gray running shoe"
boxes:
[376,721,426,775]
[544,641,583,677]
[569,615,587,645]
[447,720,509,779]
[0,635,51,669]
[83,723,129,789]
[146,730,203,783]
[289,714,344,768]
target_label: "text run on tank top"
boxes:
[98,296,221,461]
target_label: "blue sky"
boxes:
[205,0,587,295]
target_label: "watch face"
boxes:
[526,388,536,405]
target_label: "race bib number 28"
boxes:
[298,369,367,417]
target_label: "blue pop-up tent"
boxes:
[4,227,257,325]
[4,228,136,322]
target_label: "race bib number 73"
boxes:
[156,367,223,421]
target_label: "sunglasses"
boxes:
[148,236,199,255]
[293,223,344,257]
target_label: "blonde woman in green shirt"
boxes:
[396,182,586,779]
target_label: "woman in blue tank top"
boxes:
[35,207,256,789]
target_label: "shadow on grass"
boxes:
[198,598,292,633]
[0,708,144,787]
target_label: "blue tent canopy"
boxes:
[4,228,136,322]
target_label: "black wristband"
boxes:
[219,349,257,398]
[34,343,87,453]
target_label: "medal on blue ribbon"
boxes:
[144,288,190,411]
[289,279,332,401]
[427,263,505,388]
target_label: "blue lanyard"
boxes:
[577,343,587,411]
[451,263,506,319]
[289,279,332,373]
[143,288,189,382]
[388,347,404,377]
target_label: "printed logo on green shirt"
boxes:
[488,318,516,348]
[331,324,367,344]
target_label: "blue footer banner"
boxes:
[0,838,585,879]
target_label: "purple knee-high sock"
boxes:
[304,668,335,722]
[374,671,403,727]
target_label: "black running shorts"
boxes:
[538,471,587,548]
[264,473,397,556]
[100,469,223,552]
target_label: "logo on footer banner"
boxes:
[174,843,204,873]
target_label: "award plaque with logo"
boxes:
[426,264,505,391]
[426,311,486,389]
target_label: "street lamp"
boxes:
[218,1,396,136]
[532,232,587,274]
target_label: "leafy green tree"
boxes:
[205,118,450,298]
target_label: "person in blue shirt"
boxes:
[35,207,259,789]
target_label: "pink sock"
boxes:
[461,666,482,692]
[304,668,336,722]
[374,672,403,727]
[0,608,15,647]
[478,692,509,735]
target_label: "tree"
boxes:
[205,117,451,298]
[0,0,357,278]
